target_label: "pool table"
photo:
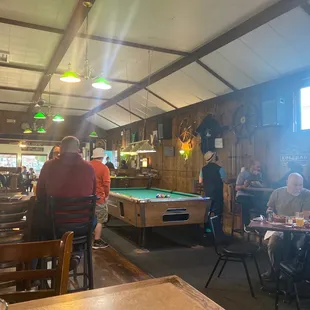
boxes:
[107,187,210,247]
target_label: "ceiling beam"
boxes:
[83,0,306,118]
[0,62,138,85]
[96,113,120,127]
[195,60,237,91]
[0,85,140,120]
[115,104,143,120]
[29,0,96,111]
[0,101,89,112]
[0,101,120,127]
[0,85,109,100]
[145,88,178,110]
[0,17,187,57]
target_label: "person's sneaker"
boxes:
[92,239,109,249]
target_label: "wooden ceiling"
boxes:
[0,0,309,129]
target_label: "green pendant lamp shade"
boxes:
[60,70,81,83]
[37,127,46,134]
[52,113,65,122]
[89,131,98,138]
[23,128,32,134]
[34,111,46,119]
[60,64,80,83]
[92,77,111,90]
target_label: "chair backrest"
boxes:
[49,195,97,240]
[0,231,73,304]
[0,197,35,244]
[209,215,226,255]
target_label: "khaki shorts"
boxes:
[95,203,108,224]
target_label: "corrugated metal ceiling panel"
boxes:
[118,90,174,119]
[0,67,42,89]
[0,89,33,103]
[86,114,118,130]
[148,62,231,108]
[58,38,178,82]
[86,0,277,51]
[0,0,77,29]
[40,94,104,111]
[0,24,61,66]
[0,103,27,112]
[99,105,140,126]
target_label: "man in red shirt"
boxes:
[36,136,96,268]
[89,148,111,249]
[37,136,96,201]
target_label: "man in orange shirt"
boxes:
[90,148,111,249]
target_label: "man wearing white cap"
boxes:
[199,151,226,218]
[90,148,111,249]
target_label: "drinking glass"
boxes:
[286,217,293,225]
[0,299,8,310]
[296,212,305,227]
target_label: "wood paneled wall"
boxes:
[107,68,310,194]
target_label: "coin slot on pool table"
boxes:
[162,208,189,222]
[120,202,124,217]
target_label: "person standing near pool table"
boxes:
[199,151,226,218]
[90,148,111,249]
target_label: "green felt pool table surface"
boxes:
[110,188,200,200]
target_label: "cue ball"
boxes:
[166,195,170,198]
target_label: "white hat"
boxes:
[204,151,215,163]
[92,148,105,159]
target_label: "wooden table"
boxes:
[9,276,224,310]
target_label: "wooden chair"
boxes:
[205,215,262,298]
[0,196,35,244]
[0,232,73,304]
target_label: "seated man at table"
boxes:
[235,160,267,230]
[262,173,310,281]
[35,136,97,267]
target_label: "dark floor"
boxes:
[99,218,310,310]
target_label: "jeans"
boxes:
[267,232,305,273]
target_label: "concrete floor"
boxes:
[102,219,310,310]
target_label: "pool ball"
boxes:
[166,195,170,198]
[156,194,160,198]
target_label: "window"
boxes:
[21,154,47,175]
[0,154,17,167]
[300,86,310,130]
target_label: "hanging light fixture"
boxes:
[52,113,65,122]
[37,127,46,134]
[92,76,111,90]
[34,111,46,119]
[89,131,98,138]
[23,128,32,134]
[60,13,111,90]
[135,51,156,154]
[60,63,81,83]
[136,140,156,153]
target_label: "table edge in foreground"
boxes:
[9,276,224,310]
